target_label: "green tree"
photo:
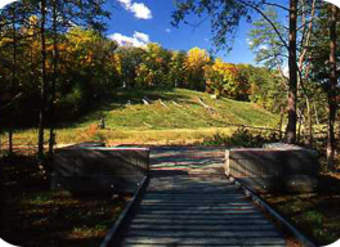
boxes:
[248,3,318,144]
[116,46,145,88]
[173,0,299,143]
[204,58,244,99]
[168,50,186,88]
[135,43,171,88]
[327,4,338,170]
[308,3,339,166]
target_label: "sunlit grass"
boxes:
[2,88,279,146]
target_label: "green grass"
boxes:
[3,88,279,146]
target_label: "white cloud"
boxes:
[165,28,171,33]
[130,2,152,19]
[246,38,253,46]
[117,0,152,19]
[259,44,269,50]
[109,31,150,47]
[117,0,131,7]
[0,0,17,9]
[134,31,149,43]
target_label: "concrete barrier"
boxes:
[225,145,319,193]
[51,145,150,195]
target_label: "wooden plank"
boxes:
[130,219,271,225]
[123,244,285,247]
[142,194,245,199]
[139,201,252,206]
[228,176,316,247]
[137,205,256,210]
[128,224,276,231]
[132,214,267,220]
[122,236,286,245]
[119,147,287,247]
[100,176,149,247]
[124,230,281,238]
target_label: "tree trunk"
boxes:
[286,0,298,144]
[49,0,58,157]
[8,129,13,154]
[38,0,47,159]
[306,96,313,146]
[297,0,316,146]
[279,106,284,141]
[327,4,338,170]
[9,8,17,155]
[297,108,303,143]
[313,102,320,125]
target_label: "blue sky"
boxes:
[105,0,258,65]
[0,0,260,65]
[1,0,336,65]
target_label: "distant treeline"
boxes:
[0,25,289,127]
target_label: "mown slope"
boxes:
[10,89,279,145]
[79,88,278,130]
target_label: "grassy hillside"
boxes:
[5,89,279,146]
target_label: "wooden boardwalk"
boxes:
[118,147,286,246]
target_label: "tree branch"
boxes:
[0,93,23,111]
[238,0,289,49]
[298,0,316,72]
[262,2,290,12]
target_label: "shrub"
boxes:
[203,127,280,147]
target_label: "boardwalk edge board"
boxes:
[227,176,316,247]
[100,175,149,247]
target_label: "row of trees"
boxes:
[0,11,284,129]
[0,0,110,159]
[120,44,284,107]
[0,0,338,170]
[173,0,339,169]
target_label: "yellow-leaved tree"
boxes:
[204,58,242,99]
[184,47,210,91]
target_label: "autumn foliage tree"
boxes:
[1,0,338,172]
[184,47,210,91]
[204,59,240,99]
[172,0,300,144]
[135,43,171,88]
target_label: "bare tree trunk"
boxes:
[327,4,338,170]
[9,8,17,155]
[297,75,314,146]
[279,106,284,141]
[38,0,47,159]
[297,108,303,143]
[314,102,320,125]
[306,96,313,146]
[8,129,13,154]
[286,0,298,144]
[297,0,316,146]
[48,0,58,157]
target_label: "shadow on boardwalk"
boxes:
[116,147,286,247]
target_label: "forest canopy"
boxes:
[0,24,285,127]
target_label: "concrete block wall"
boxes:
[225,147,319,193]
[51,145,150,195]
